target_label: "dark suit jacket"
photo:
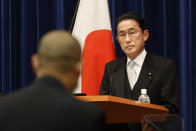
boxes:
[0,76,106,131]
[100,53,179,113]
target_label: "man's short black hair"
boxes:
[116,12,145,33]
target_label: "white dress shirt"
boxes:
[127,49,147,90]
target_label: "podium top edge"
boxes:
[76,95,169,112]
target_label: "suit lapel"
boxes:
[112,57,127,97]
[112,53,155,98]
[132,53,155,92]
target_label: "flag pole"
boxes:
[69,0,80,32]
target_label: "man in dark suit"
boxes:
[100,12,179,130]
[0,30,106,131]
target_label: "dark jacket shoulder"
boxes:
[105,53,175,67]
[146,53,176,70]
[104,56,126,71]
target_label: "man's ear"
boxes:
[143,30,149,42]
[31,54,39,76]
[74,61,81,74]
[116,35,120,43]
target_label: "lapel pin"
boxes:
[148,72,152,80]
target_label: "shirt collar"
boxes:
[127,49,147,66]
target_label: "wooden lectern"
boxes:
[76,95,169,124]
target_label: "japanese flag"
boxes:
[72,0,116,95]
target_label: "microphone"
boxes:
[109,69,117,96]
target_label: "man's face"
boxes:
[116,19,149,59]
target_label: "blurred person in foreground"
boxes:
[0,30,106,131]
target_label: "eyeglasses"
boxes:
[118,31,140,40]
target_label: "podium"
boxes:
[76,95,169,124]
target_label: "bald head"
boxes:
[31,30,81,92]
[37,30,81,73]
